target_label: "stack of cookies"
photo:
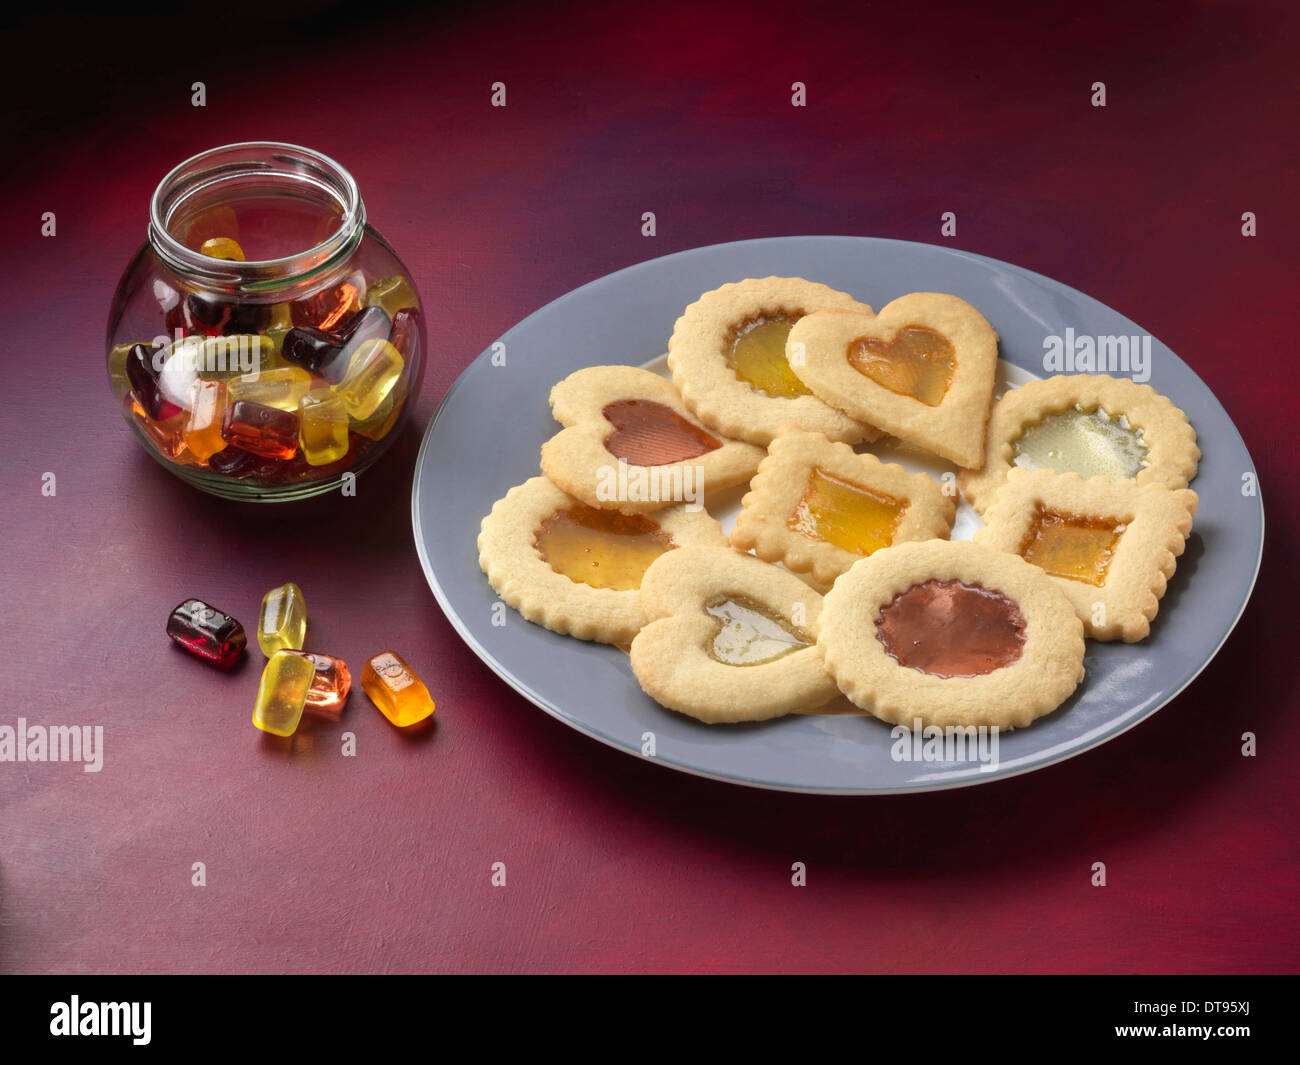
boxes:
[479,277,1201,731]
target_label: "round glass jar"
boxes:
[106,142,425,500]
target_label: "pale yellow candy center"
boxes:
[705,596,807,666]
[1013,408,1147,480]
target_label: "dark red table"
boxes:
[1,1,1295,974]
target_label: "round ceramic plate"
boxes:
[411,236,1263,794]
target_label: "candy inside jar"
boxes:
[105,142,426,501]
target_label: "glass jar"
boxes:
[106,142,425,501]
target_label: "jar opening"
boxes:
[149,142,365,294]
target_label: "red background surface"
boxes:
[1,1,1296,973]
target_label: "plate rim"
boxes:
[410,234,1265,795]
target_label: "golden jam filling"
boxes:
[1012,408,1148,480]
[1020,506,1124,587]
[705,596,808,667]
[534,505,673,591]
[788,468,906,556]
[728,316,812,397]
[876,579,1026,678]
[601,399,721,466]
[847,325,955,406]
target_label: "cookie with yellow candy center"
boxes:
[478,476,728,645]
[788,292,999,469]
[973,467,1197,642]
[731,426,956,588]
[630,547,840,723]
[818,540,1086,731]
[667,277,879,446]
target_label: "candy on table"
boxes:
[221,400,299,459]
[252,650,316,736]
[349,372,407,441]
[389,307,420,360]
[337,339,403,420]
[183,379,229,461]
[227,366,312,412]
[165,598,246,668]
[280,326,341,374]
[298,388,351,465]
[290,272,364,331]
[257,581,307,657]
[364,276,419,316]
[283,650,351,721]
[362,651,435,727]
[199,236,246,261]
[125,342,166,418]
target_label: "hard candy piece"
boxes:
[252,650,316,736]
[298,388,351,465]
[166,598,246,669]
[257,582,307,657]
[221,400,299,459]
[362,651,435,727]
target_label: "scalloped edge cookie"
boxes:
[667,277,880,446]
[818,540,1086,730]
[630,547,839,723]
[540,366,765,514]
[789,292,999,468]
[973,467,1198,641]
[730,426,956,587]
[958,374,1200,513]
[478,476,728,645]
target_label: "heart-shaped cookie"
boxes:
[789,292,998,468]
[630,547,840,722]
[541,366,765,514]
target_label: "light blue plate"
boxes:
[411,236,1263,794]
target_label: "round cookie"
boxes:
[478,476,728,645]
[667,277,879,446]
[630,547,840,723]
[818,540,1086,730]
[959,374,1200,514]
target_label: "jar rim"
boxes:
[148,141,366,292]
